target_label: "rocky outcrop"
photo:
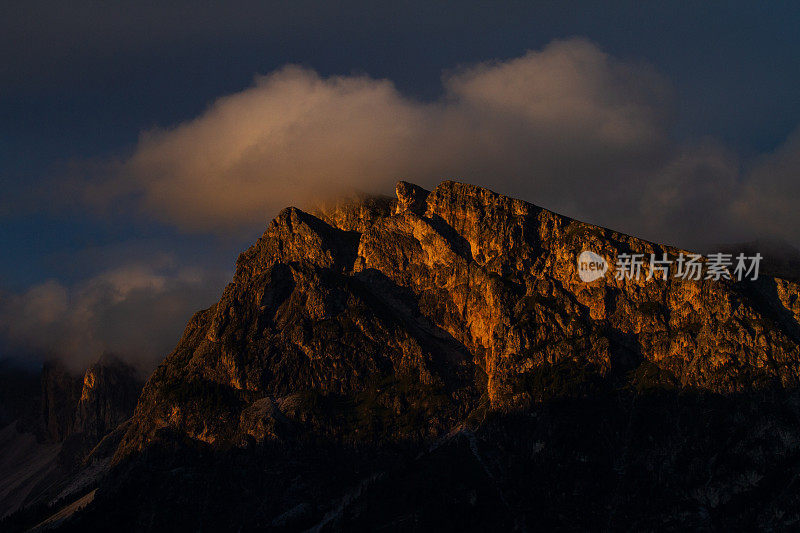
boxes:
[114,181,800,460]
[72,354,142,445]
[0,355,143,526]
[39,355,142,446]
[49,180,800,531]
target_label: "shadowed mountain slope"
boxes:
[25,181,800,531]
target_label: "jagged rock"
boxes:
[393,180,428,215]
[39,355,142,446]
[36,181,800,531]
[0,355,143,525]
[72,354,142,444]
[114,181,800,461]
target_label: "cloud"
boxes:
[0,257,226,372]
[9,37,800,372]
[79,37,800,250]
[89,40,667,228]
[734,130,800,242]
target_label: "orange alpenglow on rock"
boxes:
[114,180,800,458]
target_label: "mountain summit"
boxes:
[14,181,800,531]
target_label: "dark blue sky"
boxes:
[2,1,799,289]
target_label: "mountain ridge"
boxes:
[106,180,800,459]
[12,179,800,531]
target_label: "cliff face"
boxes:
[40,362,83,443]
[0,355,142,524]
[40,355,142,446]
[55,181,800,531]
[71,354,142,445]
[115,180,800,456]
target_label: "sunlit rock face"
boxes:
[28,180,799,531]
[115,180,800,457]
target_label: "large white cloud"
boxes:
[99,41,667,228]
[81,37,800,249]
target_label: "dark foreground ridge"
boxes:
[5,180,800,531]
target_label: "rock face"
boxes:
[115,181,800,454]
[0,355,143,526]
[40,362,83,443]
[72,354,142,445]
[40,355,142,446]
[57,181,800,530]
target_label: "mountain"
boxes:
[0,354,142,522]
[9,180,800,531]
[39,361,83,443]
[71,354,143,446]
[39,355,142,454]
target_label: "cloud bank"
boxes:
[104,39,673,234]
[11,37,800,371]
[0,257,226,372]
[88,37,800,249]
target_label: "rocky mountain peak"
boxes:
[25,180,800,531]
[394,180,428,215]
[111,180,800,460]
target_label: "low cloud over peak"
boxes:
[82,37,800,249]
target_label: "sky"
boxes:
[2,1,800,370]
